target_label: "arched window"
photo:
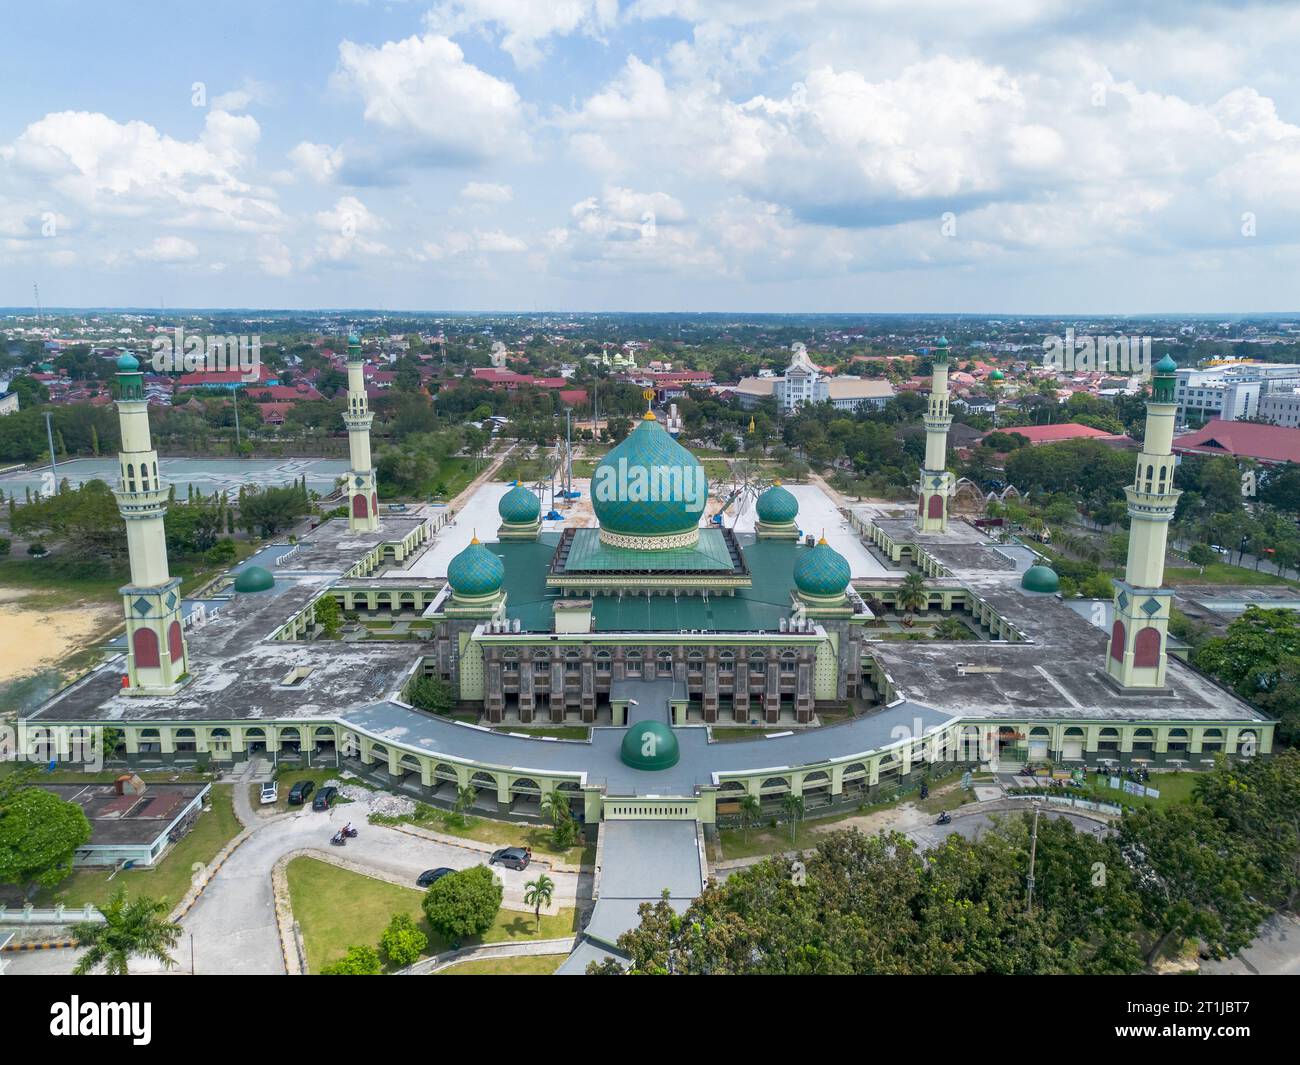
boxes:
[1109,620,1126,662]
[132,628,160,668]
[718,651,734,673]
[1134,627,1161,668]
[168,621,184,662]
[595,650,611,673]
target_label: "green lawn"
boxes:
[489,726,590,740]
[435,954,564,975]
[711,727,788,742]
[1164,563,1297,587]
[718,799,903,860]
[1080,769,1201,810]
[36,784,241,912]
[285,857,579,973]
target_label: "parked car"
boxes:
[311,786,338,811]
[416,867,454,888]
[489,847,531,871]
[259,782,278,805]
[287,780,315,806]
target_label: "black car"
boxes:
[489,847,531,871]
[311,786,338,811]
[416,867,454,888]
[287,780,315,805]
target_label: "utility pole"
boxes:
[232,388,241,450]
[1026,801,1041,913]
[564,408,572,506]
[44,411,58,493]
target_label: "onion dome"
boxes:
[793,536,851,598]
[233,565,275,593]
[1155,354,1177,373]
[347,333,360,346]
[620,719,680,771]
[934,336,950,361]
[591,414,707,548]
[447,535,504,598]
[989,369,1005,381]
[1152,354,1178,403]
[116,352,140,372]
[756,480,799,525]
[498,484,541,525]
[1020,564,1060,594]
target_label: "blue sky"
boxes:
[3,0,1300,312]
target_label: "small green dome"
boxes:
[1155,354,1177,374]
[347,333,360,346]
[989,369,1005,381]
[756,481,799,525]
[620,720,680,771]
[1021,564,1059,594]
[794,538,851,598]
[498,484,541,524]
[233,565,275,593]
[116,352,140,372]
[591,416,707,540]
[447,537,504,598]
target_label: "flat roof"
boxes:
[44,782,208,846]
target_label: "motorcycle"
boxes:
[341,824,358,838]
[329,832,347,846]
[936,812,952,826]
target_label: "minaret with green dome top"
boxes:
[343,332,379,532]
[113,352,190,694]
[1106,353,1181,688]
[918,336,954,532]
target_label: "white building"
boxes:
[734,344,895,413]
[1174,362,1300,424]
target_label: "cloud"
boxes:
[333,33,526,164]
[313,195,389,262]
[426,0,618,67]
[288,141,346,184]
[460,181,513,204]
[135,235,200,262]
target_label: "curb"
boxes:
[379,818,586,874]
[2,939,77,952]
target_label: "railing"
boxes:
[0,904,104,925]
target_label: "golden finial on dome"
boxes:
[470,529,480,544]
[773,478,782,486]
[642,387,656,419]
[818,529,828,545]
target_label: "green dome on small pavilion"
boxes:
[1021,564,1059,594]
[447,536,504,598]
[794,537,851,598]
[989,369,1005,381]
[498,484,541,525]
[233,565,275,593]
[620,720,680,771]
[756,481,799,525]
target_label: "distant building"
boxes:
[1173,362,1300,423]
[0,384,17,416]
[735,343,895,413]
[984,423,1132,447]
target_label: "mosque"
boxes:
[19,336,1275,972]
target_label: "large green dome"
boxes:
[756,481,799,525]
[447,537,504,598]
[592,415,707,546]
[498,484,540,524]
[620,720,680,771]
[794,538,851,598]
[1021,564,1060,594]
[233,565,275,593]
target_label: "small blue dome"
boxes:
[347,333,360,346]
[498,485,541,524]
[117,352,140,372]
[756,481,799,525]
[447,537,504,597]
[794,537,851,598]
[1155,354,1177,374]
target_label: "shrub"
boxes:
[320,944,381,975]
[421,865,502,940]
[380,913,428,967]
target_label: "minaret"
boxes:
[343,333,379,532]
[1107,354,1181,688]
[917,336,954,532]
[113,353,189,694]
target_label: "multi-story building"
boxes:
[1173,362,1300,424]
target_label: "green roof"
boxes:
[1021,564,1060,594]
[620,720,680,770]
[448,539,505,597]
[490,534,800,632]
[591,417,707,538]
[233,565,275,593]
[756,483,799,524]
[558,527,737,573]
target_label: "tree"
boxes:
[781,793,804,845]
[933,616,975,640]
[0,786,92,892]
[524,873,555,931]
[738,794,760,843]
[320,944,382,975]
[71,889,182,976]
[897,572,928,621]
[541,791,577,849]
[380,913,428,967]
[407,674,454,716]
[422,864,502,941]
[10,480,126,564]
[1187,543,1215,573]
[237,484,310,538]
[1193,607,1300,745]
[314,593,343,639]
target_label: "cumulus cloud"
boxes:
[135,235,200,262]
[313,195,389,262]
[426,0,618,67]
[333,33,526,163]
[288,141,346,184]
[460,181,513,204]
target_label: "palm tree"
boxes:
[72,889,181,976]
[897,573,928,624]
[524,873,555,931]
[933,616,975,641]
[540,790,568,830]
[738,794,760,842]
[452,783,477,826]
[781,793,805,846]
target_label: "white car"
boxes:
[259,782,278,805]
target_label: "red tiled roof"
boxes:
[557,389,589,406]
[990,423,1123,445]
[1173,419,1300,465]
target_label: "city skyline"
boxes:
[3,1,1300,313]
